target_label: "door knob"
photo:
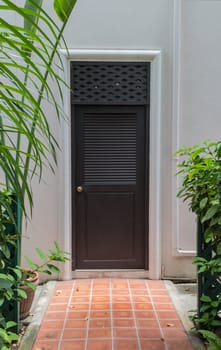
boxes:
[76,185,83,193]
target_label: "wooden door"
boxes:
[74,105,147,269]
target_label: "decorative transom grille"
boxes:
[70,62,150,105]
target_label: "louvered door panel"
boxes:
[75,106,146,269]
[84,114,136,184]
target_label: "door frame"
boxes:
[59,49,163,280]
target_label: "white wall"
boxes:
[180,0,221,145]
[64,0,173,50]
[170,0,221,277]
[20,0,221,279]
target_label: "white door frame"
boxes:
[59,49,163,280]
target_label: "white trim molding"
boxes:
[171,0,196,256]
[59,49,163,280]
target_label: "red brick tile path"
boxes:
[33,279,193,350]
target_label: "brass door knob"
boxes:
[76,185,83,193]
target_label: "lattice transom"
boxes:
[71,62,150,105]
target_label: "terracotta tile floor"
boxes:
[33,279,193,350]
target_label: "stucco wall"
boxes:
[168,0,221,277]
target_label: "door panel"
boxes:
[74,105,147,269]
[86,193,135,260]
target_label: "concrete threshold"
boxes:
[72,269,149,279]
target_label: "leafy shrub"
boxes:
[176,141,221,343]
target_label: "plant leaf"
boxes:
[24,0,43,33]
[6,321,17,329]
[36,247,47,262]
[54,0,77,22]
[216,242,221,255]
[202,206,219,223]
[24,256,38,270]
[46,264,60,273]
[17,288,28,299]
[200,197,208,209]
[24,281,36,291]
[200,295,212,303]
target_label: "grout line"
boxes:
[145,280,168,350]
[57,280,76,350]
[127,279,141,350]
[84,279,93,350]
[109,278,114,350]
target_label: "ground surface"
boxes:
[19,278,204,350]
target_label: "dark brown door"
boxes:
[74,105,147,269]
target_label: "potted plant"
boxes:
[17,241,70,320]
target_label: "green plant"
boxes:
[0,271,21,349]
[0,320,19,350]
[0,192,18,270]
[0,191,23,346]
[0,0,77,346]
[175,141,221,221]
[21,241,70,287]
[0,0,76,217]
[17,241,70,321]
[0,203,70,346]
[176,141,221,336]
[193,294,221,330]
[199,330,221,350]
[0,268,26,305]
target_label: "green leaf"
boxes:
[1,244,10,259]
[199,329,221,350]
[7,332,19,342]
[193,257,207,265]
[200,295,212,303]
[17,288,27,299]
[204,230,214,243]
[0,273,10,280]
[198,266,207,273]
[24,0,43,33]
[200,197,208,209]
[210,320,221,326]
[24,255,38,270]
[6,321,17,329]
[46,264,60,273]
[202,206,219,223]
[0,278,12,289]
[10,267,22,280]
[216,242,221,254]
[200,304,212,312]
[0,314,6,328]
[216,142,221,158]
[54,0,77,22]
[40,269,52,275]
[2,346,11,350]
[211,301,219,308]
[36,247,47,262]
[24,281,36,291]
